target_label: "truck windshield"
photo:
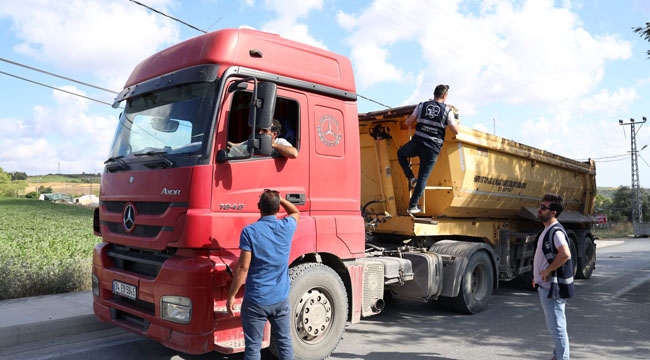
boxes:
[108,82,216,160]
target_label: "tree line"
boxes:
[595,186,650,223]
[0,168,101,197]
[0,168,28,197]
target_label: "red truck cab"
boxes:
[92,28,367,358]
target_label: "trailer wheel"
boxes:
[576,236,596,279]
[285,263,348,360]
[452,251,493,314]
[568,237,578,278]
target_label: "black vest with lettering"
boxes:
[413,100,449,152]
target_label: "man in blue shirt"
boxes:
[227,189,300,360]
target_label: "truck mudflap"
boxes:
[428,240,497,314]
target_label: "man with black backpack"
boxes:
[532,193,575,360]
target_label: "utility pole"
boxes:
[619,117,647,232]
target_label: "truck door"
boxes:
[213,80,311,251]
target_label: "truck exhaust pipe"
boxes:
[371,298,385,313]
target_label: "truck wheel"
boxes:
[568,237,578,278]
[452,251,493,314]
[287,263,348,360]
[576,236,596,279]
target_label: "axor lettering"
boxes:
[161,188,181,196]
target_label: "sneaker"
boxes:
[409,178,417,189]
[407,205,421,214]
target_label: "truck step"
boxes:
[214,339,270,353]
[214,339,246,353]
[518,265,532,273]
[521,250,534,257]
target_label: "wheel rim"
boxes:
[294,288,333,343]
[470,263,489,300]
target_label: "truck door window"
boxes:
[226,90,299,159]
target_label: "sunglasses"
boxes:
[539,204,551,211]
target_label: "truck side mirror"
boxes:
[216,149,229,164]
[249,81,277,131]
[250,133,273,156]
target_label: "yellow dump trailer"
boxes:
[357,105,596,313]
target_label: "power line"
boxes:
[594,157,630,163]
[128,0,206,34]
[0,70,116,107]
[356,93,392,109]
[133,0,392,109]
[581,153,630,161]
[1,57,118,94]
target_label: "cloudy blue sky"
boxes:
[1,0,649,188]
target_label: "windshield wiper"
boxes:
[104,155,130,172]
[133,149,167,157]
[104,155,124,163]
[138,151,175,169]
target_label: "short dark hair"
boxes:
[271,119,281,133]
[434,84,450,98]
[542,193,564,216]
[257,119,281,133]
[258,189,280,215]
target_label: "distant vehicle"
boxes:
[39,193,73,203]
[74,194,99,207]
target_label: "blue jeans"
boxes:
[397,140,439,208]
[537,286,570,360]
[241,298,293,360]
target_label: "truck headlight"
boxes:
[92,273,99,297]
[161,296,192,324]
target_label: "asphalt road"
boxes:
[4,238,649,360]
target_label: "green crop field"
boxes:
[0,198,101,300]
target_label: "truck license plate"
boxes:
[112,280,137,300]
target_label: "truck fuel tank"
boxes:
[387,252,443,302]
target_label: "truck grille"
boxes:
[107,244,175,277]
[102,201,177,238]
[104,201,170,215]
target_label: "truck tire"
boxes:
[568,237,578,278]
[286,263,348,360]
[452,251,493,314]
[576,236,596,279]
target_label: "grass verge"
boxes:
[0,198,100,300]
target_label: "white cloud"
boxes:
[0,0,180,91]
[0,86,117,175]
[0,0,179,175]
[0,117,26,138]
[339,0,632,110]
[262,20,328,49]
[336,1,420,88]
[243,0,327,49]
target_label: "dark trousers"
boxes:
[397,140,439,208]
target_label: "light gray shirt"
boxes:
[533,221,568,288]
